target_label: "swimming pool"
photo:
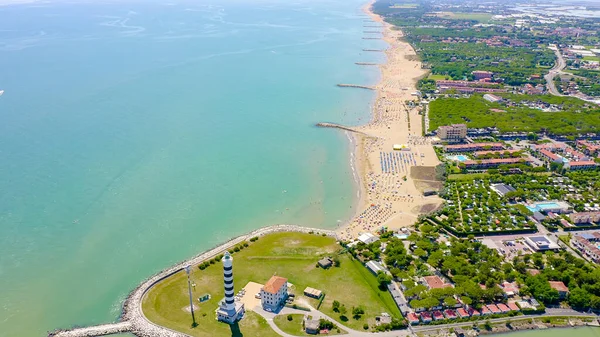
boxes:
[527,202,562,213]
[446,155,469,162]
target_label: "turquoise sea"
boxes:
[0,0,386,335]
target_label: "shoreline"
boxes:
[336,0,444,241]
[48,224,599,337]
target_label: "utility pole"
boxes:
[185,265,196,326]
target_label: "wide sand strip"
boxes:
[337,1,443,240]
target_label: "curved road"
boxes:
[545,48,566,96]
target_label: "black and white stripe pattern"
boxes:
[222,252,235,309]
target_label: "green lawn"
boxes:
[433,12,493,23]
[273,314,347,336]
[428,74,449,80]
[142,232,400,335]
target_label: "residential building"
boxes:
[570,212,600,224]
[420,311,432,323]
[473,70,493,80]
[539,149,563,163]
[407,313,420,325]
[437,124,467,142]
[444,142,504,153]
[260,276,288,311]
[456,308,470,318]
[549,281,570,299]
[577,140,600,156]
[463,158,531,169]
[567,161,598,170]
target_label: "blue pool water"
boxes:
[446,155,469,162]
[528,202,562,212]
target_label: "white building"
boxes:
[261,276,288,312]
[216,252,245,323]
[483,94,503,103]
[358,232,379,245]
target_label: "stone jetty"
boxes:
[362,49,385,52]
[363,31,382,33]
[362,37,381,40]
[355,62,379,66]
[336,83,375,90]
[316,122,366,135]
[49,225,337,337]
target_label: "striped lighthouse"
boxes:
[222,252,235,311]
[216,251,245,323]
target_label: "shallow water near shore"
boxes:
[0,0,385,335]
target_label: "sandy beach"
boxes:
[337,1,444,240]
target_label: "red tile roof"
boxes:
[263,276,287,294]
[487,304,501,314]
[457,308,469,317]
[407,312,420,322]
[507,302,520,311]
[497,303,510,312]
[549,281,569,293]
[424,275,452,289]
[481,306,492,315]
[540,149,561,161]
[569,161,597,167]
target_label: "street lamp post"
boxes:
[185,265,197,326]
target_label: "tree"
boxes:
[568,288,591,309]
[414,248,428,258]
[339,305,347,319]
[287,314,293,321]
[332,300,340,312]
[377,271,392,289]
[352,306,365,320]
[484,320,492,331]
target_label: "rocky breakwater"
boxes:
[49,225,337,337]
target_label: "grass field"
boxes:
[432,12,493,23]
[142,232,401,336]
[273,314,347,336]
[428,74,449,80]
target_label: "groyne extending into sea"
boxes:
[48,225,338,337]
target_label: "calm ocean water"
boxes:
[0,0,385,335]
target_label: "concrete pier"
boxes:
[49,225,337,337]
[337,83,375,90]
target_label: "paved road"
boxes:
[255,302,597,337]
[545,48,566,96]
